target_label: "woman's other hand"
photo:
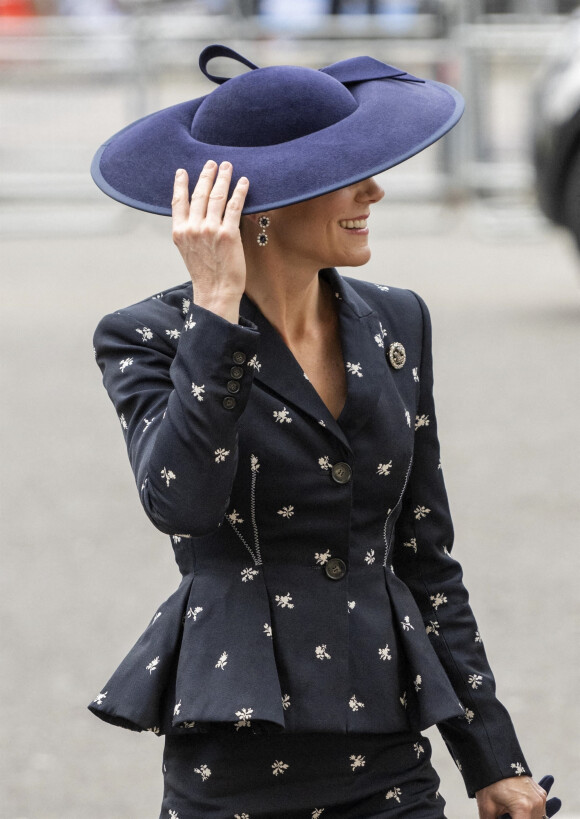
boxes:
[476,776,547,818]
[172,161,249,323]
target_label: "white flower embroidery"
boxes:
[303,372,310,381]
[169,811,179,819]
[312,811,325,819]
[151,611,162,624]
[319,419,326,427]
[250,454,260,473]
[119,413,128,430]
[234,814,250,819]
[214,448,230,463]
[174,700,181,716]
[378,644,392,661]
[350,754,366,771]
[443,545,451,556]
[376,284,390,292]
[400,616,415,631]
[426,620,440,636]
[346,361,363,378]
[414,505,430,520]
[403,538,417,553]
[376,461,393,476]
[468,674,483,689]
[430,593,448,610]
[400,691,408,709]
[414,742,424,758]
[281,694,291,710]
[348,600,356,613]
[180,721,195,729]
[365,549,375,565]
[315,644,331,660]
[186,606,203,621]
[475,630,482,643]
[275,593,294,609]
[273,406,292,423]
[182,298,191,314]
[277,505,294,518]
[315,550,331,565]
[511,762,526,776]
[191,382,205,402]
[165,328,181,340]
[161,467,176,487]
[455,758,463,772]
[413,675,422,693]
[386,787,402,803]
[227,510,244,525]
[464,708,475,724]
[374,322,388,348]
[412,367,419,382]
[194,764,211,781]
[119,357,133,372]
[151,293,163,299]
[184,315,196,331]
[248,354,261,371]
[318,455,331,471]
[93,691,107,705]
[234,708,253,730]
[263,623,272,638]
[405,409,411,427]
[415,414,430,430]
[143,417,154,431]
[241,567,259,582]
[147,725,160,733]
[272,760,289,776]
[136,326,153,342]
[146,656,159,674]
[349,695,365,712]
[215,652,228,670]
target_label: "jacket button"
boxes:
[325,557,347,580]
[331,462,352,484]
[230,365,244,379]
[222,396,237,410]
[227,380,240,394]
[233,351,246,365]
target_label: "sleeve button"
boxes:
[222,396,237,410]
[227,380,241,394]
[230,365,244,379]
[232,351,246,365]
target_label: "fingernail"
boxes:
[175,168,184,178]
[221,161,231,170]
[205,159,215,168]
[239,176,249,185]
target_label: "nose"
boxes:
[355,175,385,204]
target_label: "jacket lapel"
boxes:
[240,269,390,449]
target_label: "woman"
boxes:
[89,45,558,818]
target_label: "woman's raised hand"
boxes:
[172,161,249,324]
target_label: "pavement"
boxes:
[1,198,579,818]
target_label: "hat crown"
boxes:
[190,65,358,147]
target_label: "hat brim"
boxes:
[91,75,463,216]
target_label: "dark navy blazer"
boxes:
[88,268,530,796]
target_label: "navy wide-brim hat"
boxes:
[91,44,464,215]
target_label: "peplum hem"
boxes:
[88,566,286,736]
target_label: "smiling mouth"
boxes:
[339,219,368,229]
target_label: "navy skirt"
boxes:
[160,730,446,818]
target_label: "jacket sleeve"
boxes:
[93,301,259,537]
[392,291,532,797]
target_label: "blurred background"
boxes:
[1,1,580,817]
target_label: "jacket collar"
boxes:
[240,268,388,450]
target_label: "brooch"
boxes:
[387,342,406,370]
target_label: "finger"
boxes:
[222,175,249,230]
[204,160,234,222]
[188,159,219,221]
[537,776,554,795]
[546,796,562,816]
[171,168,191,225]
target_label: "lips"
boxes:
[339,218,368,229]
